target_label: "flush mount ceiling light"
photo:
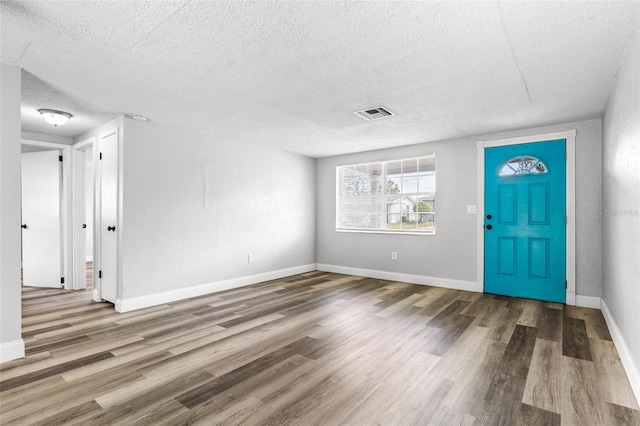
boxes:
[38,109,72,127]
[132,114,148,121]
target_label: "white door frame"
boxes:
[71,137,96,291]
[476,129,577,305]
[20,139,73,289]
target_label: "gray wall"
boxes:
[602,22,640,378]
[120,118,317,299]
[317,118,603,297]
[0,64,23,361]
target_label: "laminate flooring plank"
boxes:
[176,336,323,409]
[0,351,114,391]
[563,316,592,361]
[25,400,104,426]
[204,321,325,377]
[374,292,425,318]
[374,285,421,309]
[522,339,562,414]
[517,403,561,426]
[442,339,505,418]
[112,399,188,426]
[197,396,266,426]
[61,345,175,383]
[433,324,491,382]
[0,351,52,372]
[516,299,544,328]
[165,313,285,356]
[25,335,92,356]
[479,325,538,425]
[409,380,475,426]
[417,289,465,317]
[21,323,73,338]
[423,312,475,357]
[163,355,313,425]
[607,402,640,425]
[340,350,442,424]
[590,337,640,410]
[84,371,214,425]
[561,356,613,425]
[537,307,563,342]
[584,310,613,341]
[0,375,66,412]
[1,371,146,423]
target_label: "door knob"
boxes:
[82,224,87,229]
[486,224,493,230]
[21,224,27,229]
[486,214,492,220]
[107,226,116,232]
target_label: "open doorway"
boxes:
[72,137,96,291]
[20,139,73,289]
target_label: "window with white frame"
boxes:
[336,155,436,234]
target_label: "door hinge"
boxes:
[99,152,103,160]
[565,280,568,289]
[61,277,65,284]
[565,151,567,161]
[99,270,102,279]
[59,155,63,162]
[565,215,567,224]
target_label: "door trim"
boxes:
[72,137,96,290]
[476,129,576,305]
[21,139,73,290]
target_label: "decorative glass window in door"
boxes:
[499,156,548,176]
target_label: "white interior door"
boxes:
[21,150,62,288]
[100,130,118,303]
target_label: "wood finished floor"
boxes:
[1,271,638,425]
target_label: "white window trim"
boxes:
[336,155,436,235]
[476,129,576,305]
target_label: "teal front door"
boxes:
[484,139,566,303]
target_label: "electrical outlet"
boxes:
[391,251,397,260]
[248,254,254,263]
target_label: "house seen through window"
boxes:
[337,155,436,234]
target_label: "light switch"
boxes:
[467,205,477,214]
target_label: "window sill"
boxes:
[336,229,436,236]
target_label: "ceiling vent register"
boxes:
[355,106,395,121]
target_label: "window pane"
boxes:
[418,173,435,193]
[402,158,418,174]
[402,177,418,194]
[386,161,402,194]
[337,155,435,233]
[368,163,383,195]
[419,155,435,172]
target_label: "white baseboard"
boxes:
[316,264,477,293]
[600,299,640,406]
[0,339,25,363]
[575,294,601,309]
[115,264,318,313]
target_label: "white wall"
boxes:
[120,118,316,300]
[317,118,602,297]
[602,21,640,399]
[0,64,24,362]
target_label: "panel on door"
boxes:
[484,139,566,303]
[100,131,118,303]
[21,150,62,288]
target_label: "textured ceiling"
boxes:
[2,1,639,157]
